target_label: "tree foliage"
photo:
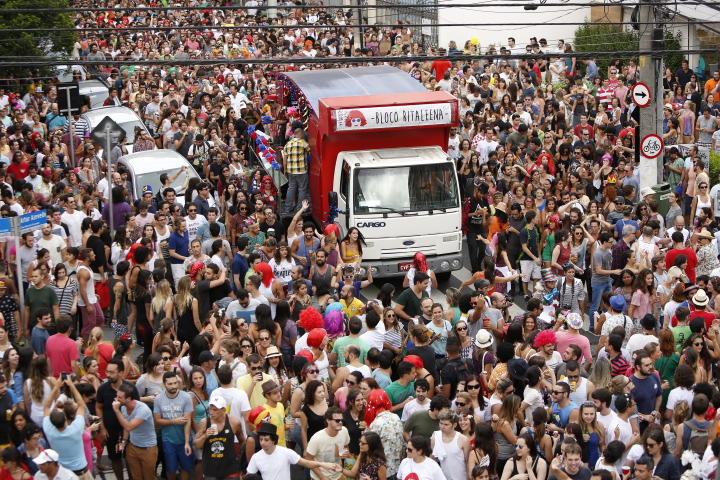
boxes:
[574,21,684,78]
[0,0,74,80]
[574,21,639,75]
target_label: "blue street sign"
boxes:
[20,210,47,234]
[0,218,11,237]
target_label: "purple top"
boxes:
[102,201,131,230]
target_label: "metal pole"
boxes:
[12,218,24,338]
[638,0,661,191]
[106,125,114,238]
[66,88,76,169]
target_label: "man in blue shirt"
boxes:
[114,383,157,480]
[231,237,249,293]
[42,377,93,480]
[168,218,190,289]
[583,58,598,80]
[153,372,194,480]
[630,351,662,433]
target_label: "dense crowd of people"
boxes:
[1,1,720,480]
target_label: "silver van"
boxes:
[117,149,200,200]
[81,106,152,154]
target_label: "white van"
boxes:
[117,150,200,200]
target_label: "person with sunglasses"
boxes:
[549,382,580,433]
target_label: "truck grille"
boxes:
[380,246,437,258]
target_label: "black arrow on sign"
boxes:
[635,91,647,98]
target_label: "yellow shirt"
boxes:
[263,402,286,447]
[236,373,274,409]
[341,297,364,318]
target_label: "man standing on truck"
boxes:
[282,128,310,214]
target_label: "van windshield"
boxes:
[134,171,188,198]
[353,163,459,214]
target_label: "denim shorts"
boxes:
[162,440,195,473]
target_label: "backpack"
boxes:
[683,420,710,456]
[440,357,472,388]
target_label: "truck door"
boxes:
[336,159,351,234]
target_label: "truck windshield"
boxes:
[353,163,459,214]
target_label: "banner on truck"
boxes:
[334,103,453,132]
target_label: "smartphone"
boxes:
[61,372,67,381]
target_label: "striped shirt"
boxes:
[610,353,630,377]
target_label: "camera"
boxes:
[503,293,514,305]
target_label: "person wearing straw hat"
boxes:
[695,229,718,277]
[246,421,342,480]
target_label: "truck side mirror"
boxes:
[328,191,338,209]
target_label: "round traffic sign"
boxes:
[631,82,651,108]
[640,134,664,159]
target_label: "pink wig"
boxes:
[323,310,345,338]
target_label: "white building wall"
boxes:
[437,4,590,54]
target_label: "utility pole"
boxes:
[638,0,665,187]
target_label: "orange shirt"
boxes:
[705,78,720,102]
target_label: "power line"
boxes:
[0,1,717,12]
[0,48,715,68]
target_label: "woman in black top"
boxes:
[133,269,154,365]
[300,380,329,452]
[342,388,367,460]
[407,325,438,386]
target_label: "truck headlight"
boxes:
[370,266,378,276]
[451,259,462,269]
[440,261,450,271]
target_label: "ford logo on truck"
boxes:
[357,222,386,228]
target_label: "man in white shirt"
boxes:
[209,364,251,438]
[60,195,87,248]
[401,379,431,422]
[246,422,340,480]
[226,289,263,323]
[33,449,79,480]
[359,310,384,350]
[183,205,207,242]
[37,222,67,267]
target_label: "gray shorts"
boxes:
[520,259,542,281]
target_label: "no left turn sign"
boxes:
[632,82,651,108]
[640,134,664,159]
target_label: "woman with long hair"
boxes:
[494,394,522,474]
[463,375,490,421]
[655,328,680,410]
[612,269,636,310]
[84,326,114,379]
[188,366,209,480]
[664,363,694,420]
[500,432,547,480]
[290,361,325,443]
[263,347,291,405]
[382,307,405,363]
[521,366,549,425]
[340,227,366,265]
[628,268,657,332]
[467,423,499,480]
[136,352,165,408]
[578,402,605,469]
[453,320,476,360]
[134,269,154,365]
[643,426,680,480]
[300,380,329,454]
[342,431,387,480]
[110,226,133,272]
[407,325,438,385]
[342,388,367,469]
[150,280,173,337]
[114,334,140,383]
[23,356,56,425]
[588,356,612,391]
[78,356,102,394]
[165,276,200,346]
[248,304,282,345]
[51,263,77,318]
[0,446,32,480]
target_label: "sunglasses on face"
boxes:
[307,369,319,374]
[457,326,468,331]
[456,401,467,407]
[466,384,480,390]
[241,344,253,349]
[162,356,171,361]
[250,366,263,371]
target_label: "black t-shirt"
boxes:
[467,197,488,233]
[208,161,226,182]
[209,280,232,305]
[86,235,108,273]
[549,467,592,480]
[260,220,286,240]
[0,391,13,444]
[96,381,139,433]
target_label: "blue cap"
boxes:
[141,185,153,194]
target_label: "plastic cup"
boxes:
[622,466,631,476]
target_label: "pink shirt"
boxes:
[555,331,592,366]
[630,290,653,320]
[45,333,79,378]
